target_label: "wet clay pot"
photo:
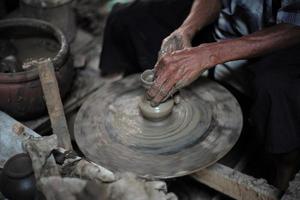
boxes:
[0,153,36,200]
[0,18,75,120]
[139,69,175,120]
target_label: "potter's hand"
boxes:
[158,29,191,59]
[147,44,217,106]
[146,29,192,106]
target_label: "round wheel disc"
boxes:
[74,75,243,179]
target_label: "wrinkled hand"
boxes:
[158,29,191,59]
[147,44,216,106]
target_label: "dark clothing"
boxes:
[99,0,300,154]
[100,0,207,75]
[215,0,300,41]
[214,0,300,92]
[248,45,300,154]
[100,0,300,89]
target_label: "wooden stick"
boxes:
[37,58,72,150]
[192,163,280,200]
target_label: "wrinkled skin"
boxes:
[147,27,300,106]
[146,0,300,106]
[146,0,222,106]
[148,44,214,106]
[158,29,191,58]
[147,29,196,105]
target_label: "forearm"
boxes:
[148,23,300,104]
[206,24,300,67]
[179,0,221,39]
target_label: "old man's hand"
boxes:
[147,44,217,106]
[158,29,191,58]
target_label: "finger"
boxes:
[166,44,177,54]
[153,63,188,104]
[161,86,178,102]
[151,77,177,106]
[159,38,172,58]
[146,82,160,100]
[158,46,168,59]
[147,72,168,100]
[161,35,181,56]
[170,35,184,51]
[154,54,166,72]
[159,66,188,102]
[154,60,163,77]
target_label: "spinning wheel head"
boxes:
[74,74,243,179]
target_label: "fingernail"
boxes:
[151,101,159,107]
[146,93,152,100]
[174,95,181,104]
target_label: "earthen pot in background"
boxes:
[20,0,77,42]
[0,153,36,200]
[0,18,75,120]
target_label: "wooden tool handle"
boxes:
[37,58,73,150]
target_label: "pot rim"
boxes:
[140,69,154,89]
[0,18,69,83]
[20,0,74,8]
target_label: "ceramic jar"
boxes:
[0,18,75,120]
[0,153,36,200]
[139,69,175,120]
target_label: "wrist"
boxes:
[214,38,252,63]
[197,39,246,67]
[195,43,223,68]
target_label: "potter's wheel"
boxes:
[74,74,243,178]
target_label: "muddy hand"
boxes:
[147,44,217,106]
[147,30,191,106]
[158,30,191,59]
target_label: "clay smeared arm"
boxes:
[148,23,300,105]
[158,0,221,58]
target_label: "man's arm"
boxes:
[179,0,221,40]
[147,24,300,105]
[158,0,221,56]
[210,23,300,63]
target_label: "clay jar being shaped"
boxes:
[0,153,37,200]
[139,69,175,121]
